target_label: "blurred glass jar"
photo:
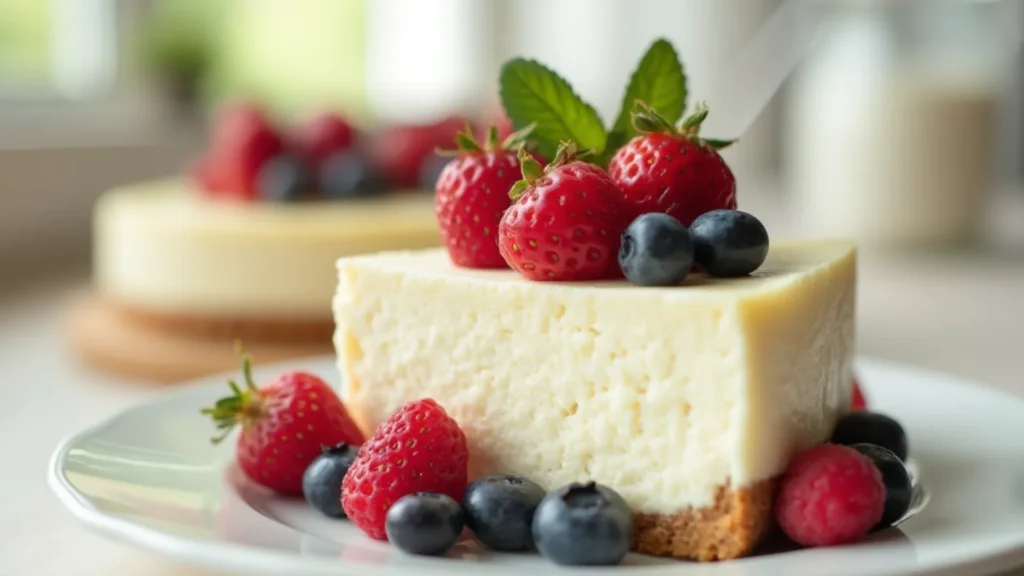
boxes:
[787,0,1010,248]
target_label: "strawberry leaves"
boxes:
[500,59,607,160]
[499,39,688,167]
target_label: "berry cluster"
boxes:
[429,37,773,282]
[202,350,911,563]
[775,407,914,547]
[438,117,767,285]
[189,102,476,203]
[335,397,634,566]
[203,356,635,566]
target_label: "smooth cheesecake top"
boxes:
[336,240,856,298]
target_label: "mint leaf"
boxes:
[500,58,607,160]
[611,38,687,141]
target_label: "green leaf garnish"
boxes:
[611,38,687,142]
[499,58,607,160]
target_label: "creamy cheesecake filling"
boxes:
[94,180,439,317]
[332,243,855,514]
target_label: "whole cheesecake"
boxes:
[332,241,856,561]
[94,179,439,341]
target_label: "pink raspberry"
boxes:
[775,444,885,547]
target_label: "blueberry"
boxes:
[418,153,451,191]
[850,443,913,529]
[302,443,359,518]
[385,492,464,556]
[618,213,694,286]
[689,209,769,277]
[319,149,385,199]
[258,155,316,201]
[463,474,546,552]
[531,481,633,566]
[831,412,909,461]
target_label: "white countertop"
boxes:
[3,192,1024,575]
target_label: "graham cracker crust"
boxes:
[104,297,334,343]
[633,478,776,562]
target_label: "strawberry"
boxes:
[371,117,466,188]
[203,103,284,200]
[435,123,535,268]
[210,102,269,152]
[608,101,736,226]
[342,399,469,540]
[201,349,365,496]
[498,143,629,281]
[294,112,356,169]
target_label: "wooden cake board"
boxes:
[67,294,335,384]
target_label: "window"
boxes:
[0,0,118,101]
[0,0,50,95]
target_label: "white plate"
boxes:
[49,357,1024,576]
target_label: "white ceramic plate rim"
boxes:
[48,356,1024,576]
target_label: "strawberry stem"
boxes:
[631,100,675,134]
[547,140,594,169]
[631,99,737,151]
[678,102,709,134]
[200,343,262,444]
[485,125,500,150]
[436,122,537,157]
[508,140,593,201]
[454,132,483,153]
[500,123,536,151]
[520,147,545,182]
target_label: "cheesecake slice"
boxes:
[332,241,856,561]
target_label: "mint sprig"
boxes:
[499,39,689,167]
[609,38,687,145]
[499,58,607,160]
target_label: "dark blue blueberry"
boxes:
[850,443,913,530]
[418,153,451,191]
[531,481,633,566]
[302,443,358,518]
[831,412,909,461]
[463,474,546,552]
[689,209,769,277]
[319,149,385,199]
[257,154,316,201]
[618,213,694,286]
[385,492,464,556]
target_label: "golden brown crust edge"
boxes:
[103,296,334,342]
[633,478,776,562]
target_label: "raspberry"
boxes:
[775,444,885,547]
[341,399,469,540]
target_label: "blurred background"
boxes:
[0,0,1021,372]
[2,0,1024,274]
